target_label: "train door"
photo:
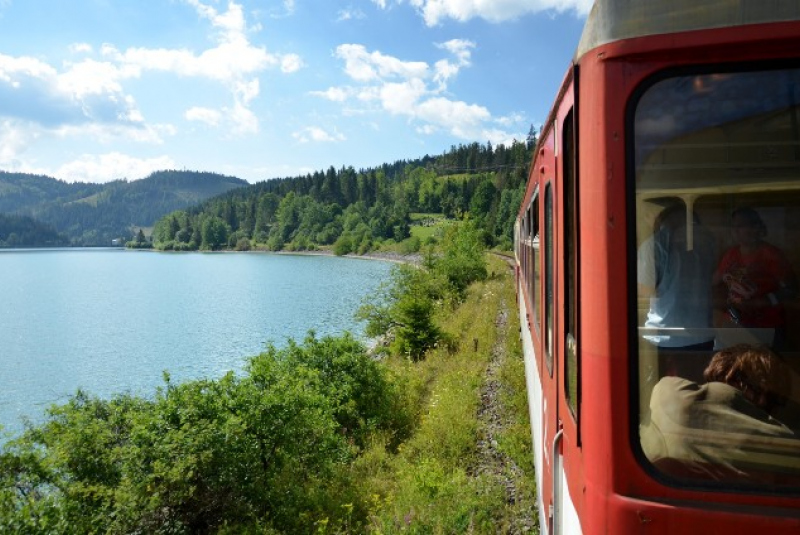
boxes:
[544,76,582,535]
[539,77,580,534]
[555,80,582,534]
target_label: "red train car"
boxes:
[514,1,800,533]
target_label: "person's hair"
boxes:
[704,344,790,413]
[651,200,702,235]
[731,206,767,237]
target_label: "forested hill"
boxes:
[151,139,535,253]
[0,213,69,248]
[0,170,248,246]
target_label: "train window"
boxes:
[545,184,554,376]
[632,66,800,489]
[530,197,541,333]
[563,109,579,418]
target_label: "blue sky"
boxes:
[0,0,590,183]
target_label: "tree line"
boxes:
[0,171,247,246]
[0,213,69,247]
[150,138,534,254]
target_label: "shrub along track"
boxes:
[470,253,537,533]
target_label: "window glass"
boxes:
[531,198,540,332]
[564,110,579,417]
[545,184,554,375]
[634,67,800,488]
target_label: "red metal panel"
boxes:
[570,19,800,535]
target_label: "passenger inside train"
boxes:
[713,207,798,350]
[637,201,716,379]
[640,344,800,484]
[633,66,800,486]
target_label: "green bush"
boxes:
[234,237,251,251]
[333,234,353,256]
[426,220,487,299]
[359,220,486,361]
[0,333,411,533]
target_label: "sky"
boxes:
[0,0,591,184]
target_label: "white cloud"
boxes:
[185,0,247,38]
[53,152,177,183]
[336,44,428,82]
[0,53,57,84]
[98,0,302,135]
[0,119,40,165]
[69,43,93,54]
[105,41,277,83]
[0,0,302,154]
[322,42,521,142]
[267,0,296,18]
[58,59,125,98]
[0,119,176,181]
[416,97,490,135]
[184,101,256,135]
[438,38,474,63]
[280,53,304,73]
[495,112,525,127]
[185,106,222,126]
[227,102,259,135]
[406,0,593,26]
[292,126,346,143]
[337,8,366,22]
[310,86,351,102]
[371,0,388,8]
[379,79,427,115]
[234,79,260,104]
[0,53,144,129]
[479,127,521,146]
[52,122,168,145]
[433,39,473,87]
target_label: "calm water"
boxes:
[0,249,392,437]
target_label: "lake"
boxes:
[0,249,392,437]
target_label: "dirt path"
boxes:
[471,292,537,533]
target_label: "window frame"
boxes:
[627,60,800,493]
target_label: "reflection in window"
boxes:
[563,110,579,418]
[633,67,800,489]
[545,184,554,375]
[531,198,540,332]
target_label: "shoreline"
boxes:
[8,244,422,266]
[274,249,421,265]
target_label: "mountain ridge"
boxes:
[0,170,248,246]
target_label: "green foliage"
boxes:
[0,170,246,246]
[126,228,153,249]
[0,333,413,533]
[357,257,532,534]
[260,333,413,449]
[426,220,488,300]
[359,221,486,361]
[0,213,69,247]
[358,264,442,361]
[333,234,354,256]
[150,140,532,253]
[0,255,536,534]
[399,235,421,254]
[201,217,230,250]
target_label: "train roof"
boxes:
[576,0,800,60]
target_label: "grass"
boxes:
[350,255,538,534]
[409,213,452,243]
